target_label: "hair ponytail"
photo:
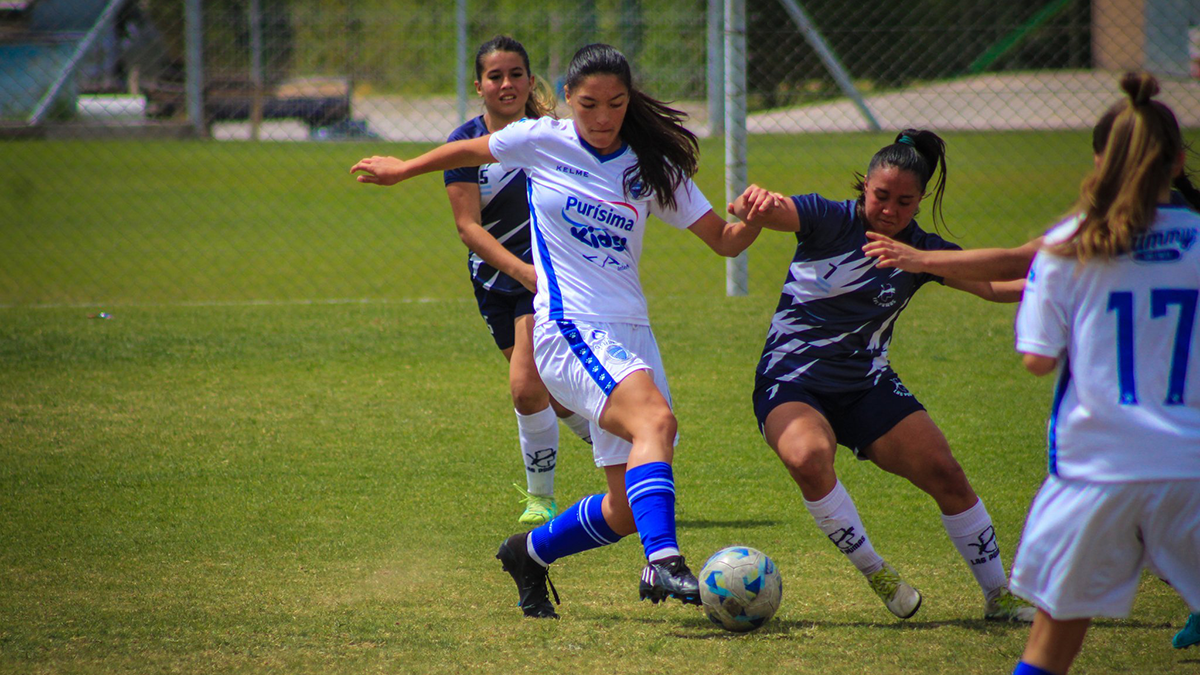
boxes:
[1056,72,1184,261]
[853,128,950,232]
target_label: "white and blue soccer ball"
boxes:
[698,545,782,632]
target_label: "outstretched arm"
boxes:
[351,136,496,186]
[944,277,1026,303]
[686,185,788,257]
[863,233,1042,281]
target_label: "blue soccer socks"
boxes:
[528,493,622,565]
[625,462,680,562]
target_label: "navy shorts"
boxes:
[752,369,926,459]
[473,285,535,351]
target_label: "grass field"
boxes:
[2,132,1199,674]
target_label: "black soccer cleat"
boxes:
[496,532,560,619]
[638,555,701,606]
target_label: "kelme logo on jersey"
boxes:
[1132,227,1198,263]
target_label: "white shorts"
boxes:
[1010,476,1200,619]
[532,318,672,467]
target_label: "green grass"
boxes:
[2,133,1198,674]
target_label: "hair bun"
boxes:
[1120,71,1159,106]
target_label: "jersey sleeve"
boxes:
[790,194,843,246]
[1014,251,1070,358]
[443,165,479,187]
[649,177,714,229]
[443,121,482,186]
[488,117,541,173]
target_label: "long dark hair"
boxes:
[852,128,950,232]
[474,35,555,119]
[1093,93,1199,211]
[564,43,698,210]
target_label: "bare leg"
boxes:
[1020,609,1091,674]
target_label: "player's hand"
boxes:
[862,230,928,272]
[515,263,538,294]
[729,184,784,223]
[350,155,409,186]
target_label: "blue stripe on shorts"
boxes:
[556,319,617,395]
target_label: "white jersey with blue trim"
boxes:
[1015,205,1200,482]
[488,117,712,325]
[757,194,959,392]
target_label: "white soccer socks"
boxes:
[804,480,886,575]
[516,406,559,497]
[941,498,1009,599]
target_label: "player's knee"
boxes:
[778,440,834,480]
[637,404,677,443]
[922,453,973,498]
[510,379,550,414]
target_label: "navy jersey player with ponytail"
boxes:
[730,129,1034,623]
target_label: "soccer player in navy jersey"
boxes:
[729,129,1035,622]
[353,44,769,619]
[861,93,1200,650]
[1011,71,1200,675]
[442,36,592,528]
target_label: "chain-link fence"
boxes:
[3,0,1200,306]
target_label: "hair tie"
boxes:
[898,134,916,147]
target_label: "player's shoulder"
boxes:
[791,193,850,214]
[904,221,962,252]
[491,116,572,150]
[447,115,487,143]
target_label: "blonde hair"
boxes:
[1054,72,1183,261]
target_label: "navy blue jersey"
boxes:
[757,193,961,392]
[443,115,532,295]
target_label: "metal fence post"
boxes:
[707,0,724,137]
[185,0,206,137]
[724,0,748,297]
[456,0,467,126]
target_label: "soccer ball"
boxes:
[698,546,782,632]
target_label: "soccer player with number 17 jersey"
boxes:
[1011,71,1200,675]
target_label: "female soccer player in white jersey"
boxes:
[352,43,768,619]
[1010,72,1200,675]
[443,35,593,528]
[728,129,1035,622]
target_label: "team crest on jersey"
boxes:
[1132,227,1198,263]
[606,344,631,360]
[873,283,898,307]
[890,377,913,397]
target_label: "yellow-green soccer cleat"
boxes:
[513,485,557,527]
[867,563,922,619]
[984,586,1037,622]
